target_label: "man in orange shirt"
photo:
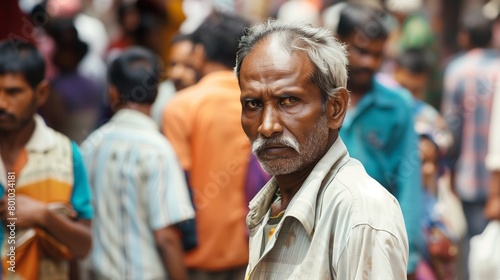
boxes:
[162,12,268,279]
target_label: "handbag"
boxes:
[427,227,458,262]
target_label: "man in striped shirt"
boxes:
[441,10,500,279]
[81,47,195,280]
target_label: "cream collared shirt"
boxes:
[246,137,409,280]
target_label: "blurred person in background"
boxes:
[105,0,177,63]
[468,73,500,280]
[162,12,268,279]
[151,32,201,125]
[441,9,500,280]
[378,48,453,150]
[32,0,109,100]
[106,2,140,59]
[39,17,101,144]
[81,47,194,280]
[167,33,202,92]
[329,4,422,278]
[383,0,444,111]
[0,40,92,280]
[415,125,460,280]
[381,47,465,279]
[101,0,176,128]
[383,0,434,70]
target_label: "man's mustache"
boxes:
[0,111,15,120]
[251,135,300,154]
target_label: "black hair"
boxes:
[396,48,432,74]
[461,9,493,48]
[45,18,88,71]
[336,4,389,40]
[108,47,162,104]
[0,40,45,89]
[191,11,249,68]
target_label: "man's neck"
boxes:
[272,136,336,214]
[119,103,152,116]
[0,119,35,169]
[272,163,317,215]
[0,119,35,150]
[201,62,231,77]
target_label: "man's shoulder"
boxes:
[80,123,112,153]
[322,158,403,225]
[81,123,172,154]
[163,83,208,120]
[446,50,500,77]
[329,158,395,201]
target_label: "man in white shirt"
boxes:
[235,20,409,279]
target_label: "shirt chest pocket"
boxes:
[359,126,393,152]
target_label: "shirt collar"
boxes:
[109,108,159,131]
[0,114,57,188]
[25,114,58,152]
[247,137,350,237]
[367,77,399,108]
[344,77,411,129]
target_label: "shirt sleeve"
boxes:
[336,224,408,280]
[441,65,464,166]
[146,142,195,231]
[70,141,93,220]
[162,95,192,171]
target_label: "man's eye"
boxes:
[280,97,297,106]
[5,88,23,95]
[245,100,262,110]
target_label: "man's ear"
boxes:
[325,87,349,130]
[35,79,50,107]
[458,30,470,50]
[108,85,121,112]
[192,43,206,72]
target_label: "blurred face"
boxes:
[168,40,198,91]
[0,74,39,133]
[239,38,336,176]
[419,137,438,193]
[341,33,386,91]
[394,68,428,99]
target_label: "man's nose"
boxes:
[171,64,183,79]
[360,52,382,71]
[359,54,376,68]
[257,105,283,138]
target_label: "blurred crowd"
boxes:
[0,0,500,279]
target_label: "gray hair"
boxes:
[235,19,348,101]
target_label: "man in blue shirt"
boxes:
[332,4,422,278]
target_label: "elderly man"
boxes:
[235,20,409,279]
